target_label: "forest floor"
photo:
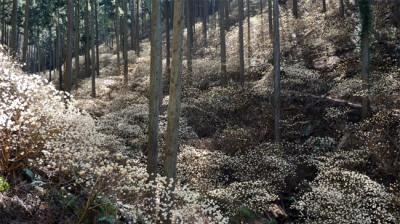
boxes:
[69,4,400,222]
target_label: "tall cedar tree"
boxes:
[164,0,184,182]
[147,0,163,178]
[359,0,372,118]
[273,0,281,142]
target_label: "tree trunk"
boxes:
[10,0,18,56]
[202,0,208,47]
[238,0,245,87]
[247,0,251,66]
[273,0,281,143]
[359,0,372,119]
[65,0,74,93]
[186,0,193,84]
[165,0,171,79]
[268,0,273,40]
[115,2,121,75]
[94,0,100,77]
[219,0,227,83]
[136,0,140,55]
[322,0,327,13]
[340,0,345,17]
[164,0,184,182]
[147,0,163,178]
[75,0,80,80]
[85,0,91,77]
[130,0,136,50]
[22,0,30,63]
[121,0,129,85]
[293,0,298,18]
[89,0,96,98]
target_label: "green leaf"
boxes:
[0,176,10,192]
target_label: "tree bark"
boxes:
[75,0,80,80]
[89,0,96,98]
[164,0,184,182]
[165,0,171,79]
[147,0,163,178]
[238,0,245,87]
[268,0,273,40]
[293,0,298,18]
[10,0,18,56]
[247,0,251,66]
[339,0,345,17]
[121,0,129,85]
[186,0,193,83]
[22,0,30,63]
[219,0,227,83]
[273,0,281,143]
[65,0,74,92]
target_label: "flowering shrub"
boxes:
[209,181,279,216]
[293,168,398,224]
[0,48,227,223]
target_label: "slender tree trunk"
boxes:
[202,0,208,47]
[135,0,140,55]
[219,0,227,83]
[273,0,281,143]
[10,0,18,56]
[225,0,230,30]
[121,0,129,85]
[293,0,298,18]
[322,0,327,13]
[130,0,136,50]
[359,0,372,119]
[268,0,273,40]
[165,0,171,79]
[164,0,184,183]
[115,2,121,75]
[94,0,100,77]
[65,0,74,92]
[147,0,163,178]
[22,0,30,63]
[340,0,345,17]
[247,0,251,66]
[186,0,193,84]
[85,0,91,77]
[238,0,245,87]
[90,0,96,98]
[75,0,80,80]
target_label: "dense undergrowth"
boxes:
[1,1,400,223]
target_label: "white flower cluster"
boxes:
[0,48,227,223]
[209,181,279,216]
[293,168,398,224]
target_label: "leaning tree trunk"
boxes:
[147,0,163,179]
